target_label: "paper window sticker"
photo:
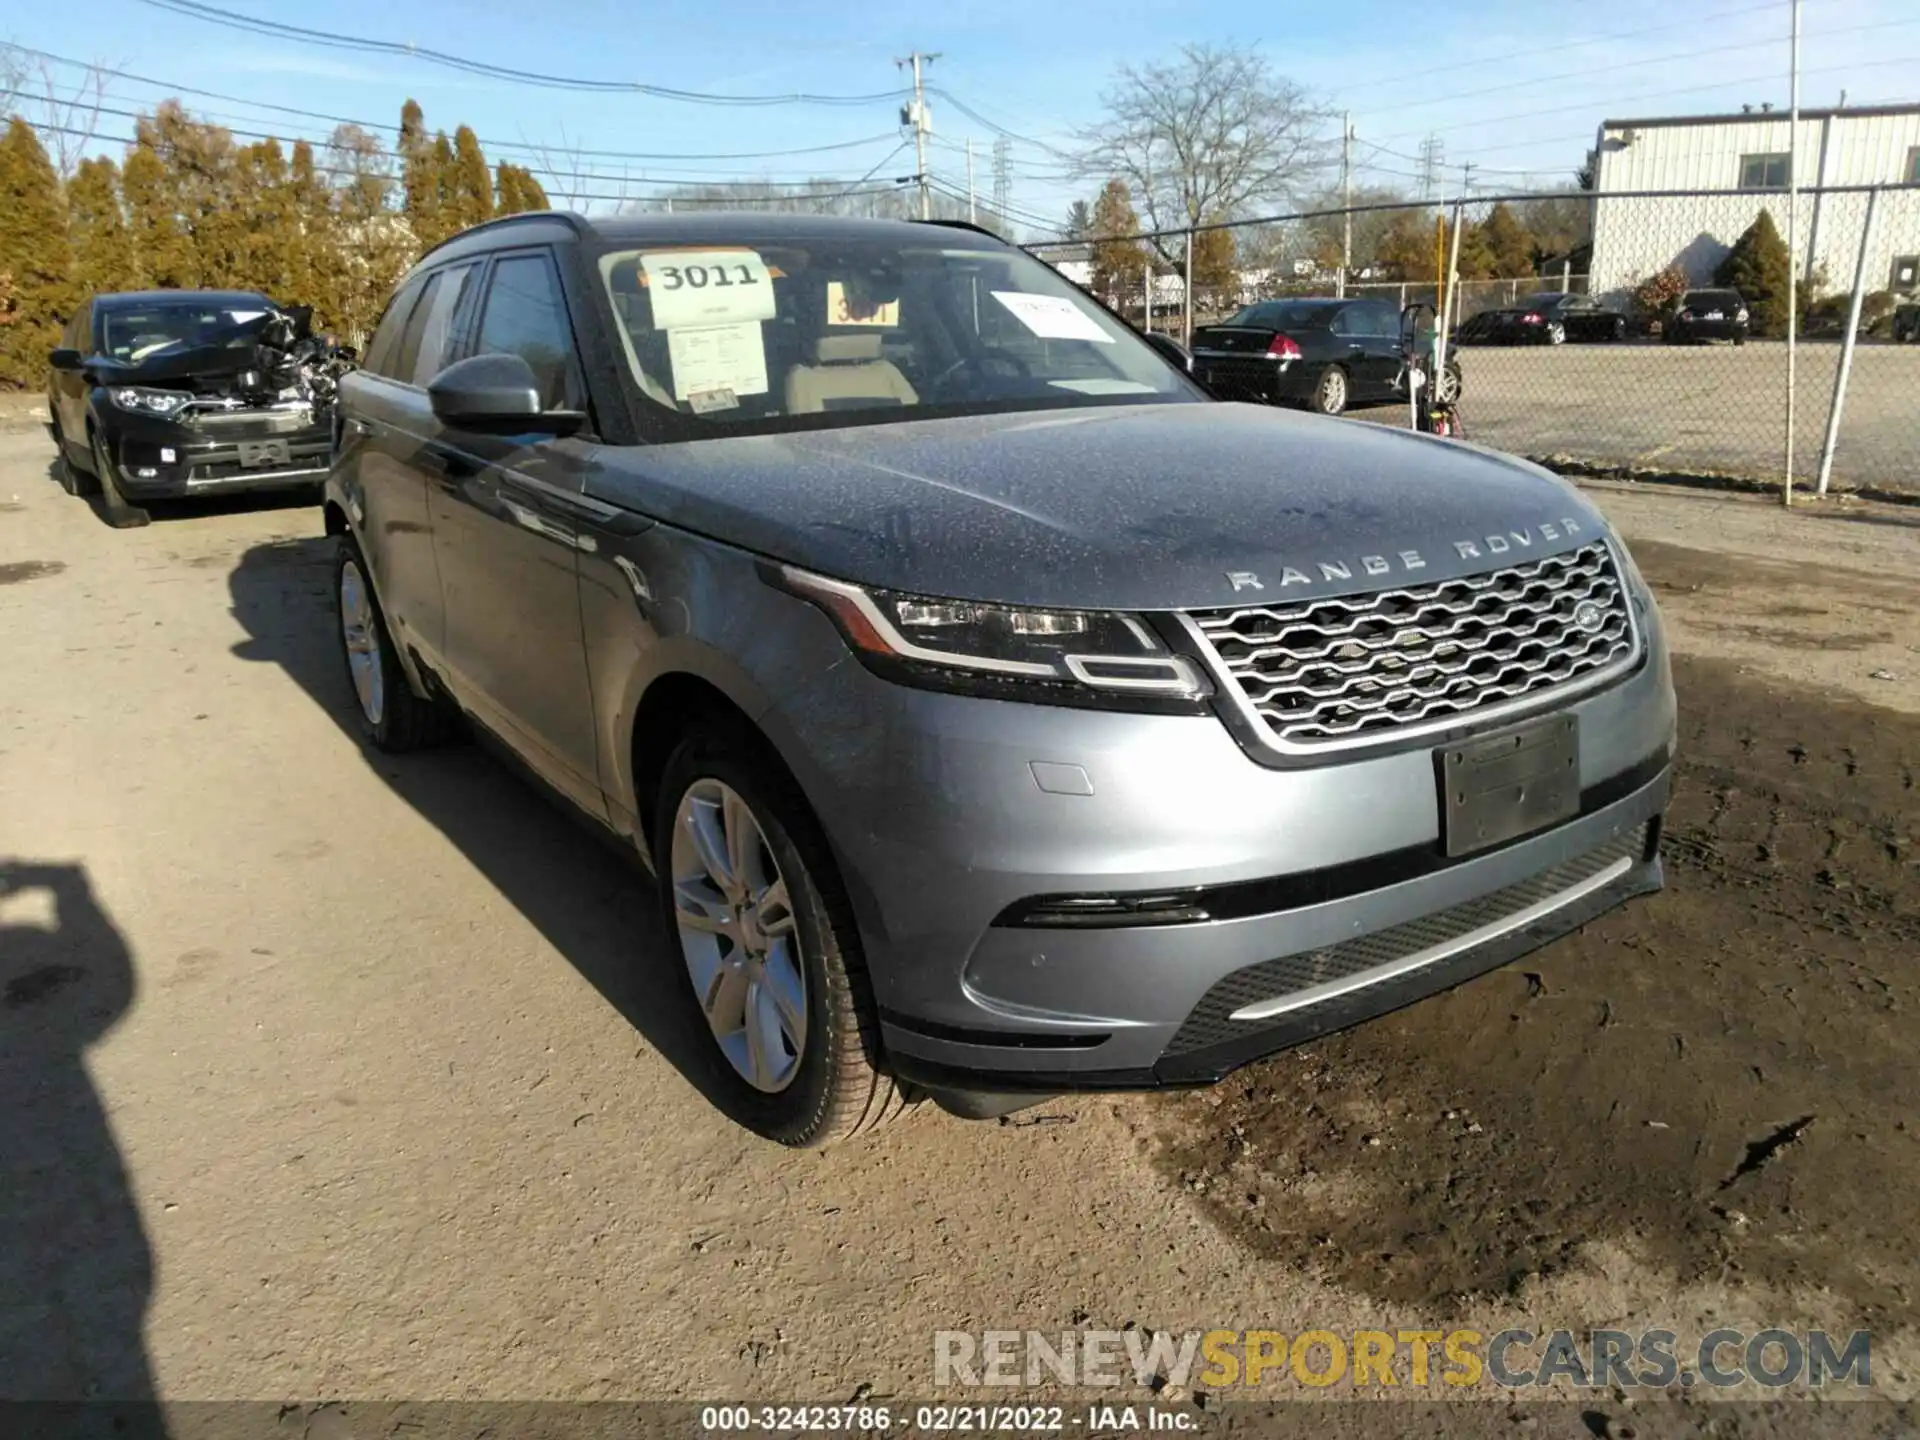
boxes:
[668,321,769,402]
[826,281,900,327]
[640,250,778,330]
[989,291,1115,344]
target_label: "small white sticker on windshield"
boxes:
[641,250,778,330]
[687,386,739,414]
[668,320,769,402]
[989,291,1114,344]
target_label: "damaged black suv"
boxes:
[47,289,348,523]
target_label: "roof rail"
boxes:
[910,218,1011,244]
[416,209,594,263]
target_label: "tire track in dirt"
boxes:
[1148,653,1920,1327]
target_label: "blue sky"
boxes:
[6,0,1917,234]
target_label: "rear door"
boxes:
[427,247,606,818]
[52,305,93,448]
[1335,302,1402,399]
[331,264,480,676]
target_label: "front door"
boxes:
[428,248,605,819]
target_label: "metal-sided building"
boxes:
[1588,103,1920,305]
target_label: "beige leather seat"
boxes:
[784,333,917,414]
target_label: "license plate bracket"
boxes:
[1439,713,1580,857]
[237,439,290,469]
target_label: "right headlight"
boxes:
[110,387,193,416]
[769,565,1211,712]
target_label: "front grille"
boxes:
[1163,821,1650,1056]
[1189,541,1635,749]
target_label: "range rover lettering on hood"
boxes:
[1229,515,1587,592]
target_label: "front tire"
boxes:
[654,732,910,1147]
[90,427,149,528]
[1310,365,1349,416]
[334,536,458,752]
[51,420,97,497]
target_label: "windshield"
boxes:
[1222,301,1332,330]
[594,235,1197,436]
[98,301,275,363]
[1519,294,1571,310]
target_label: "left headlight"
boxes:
[770,565,1212,712]
[110,387,192,416]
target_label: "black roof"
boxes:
[91,289,272,309]
[419,209,1011,267]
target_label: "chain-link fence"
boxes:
[1029,183,1920,499]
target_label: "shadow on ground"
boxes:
[222,536,739,1126]
[0,860,165,1428]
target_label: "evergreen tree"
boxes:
[236,137,297,298]
[429,132,457,245]
[1476,202,1533,278]
[450,125,493,232]
[513,165,549,212]
[1190,222,1237,313]
[121,142,189,288]
[0,117,74,386]
[288,140,328,305]
[399,99,442,249]
[1715,208,1791,337]
[1088,178,1145,299]
[68,156,138,298]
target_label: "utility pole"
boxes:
[966,138,976,224]
[896,51,939,221]
[1339,112,1352,298]
[1783,0,1802,505]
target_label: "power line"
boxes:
[1324,0,1806,101]
[925,87,1077,160]
[13,116,913,206]
[1357,14,1920,123]
[0,90,904,189]
[130,0,910,105]
[10,44,907,163]
[1366,52,1920,147]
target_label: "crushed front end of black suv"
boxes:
[48,291,354,505]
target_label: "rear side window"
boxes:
[409,263,478,386]
[363,277,426,379]
[390,271,446,385]
[474,253,583,410]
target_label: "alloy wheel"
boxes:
[338,558,386,727]
[670,778,807,1093]
[1318,368,1347,414]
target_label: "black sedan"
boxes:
[1665,288,1750,345]
[47,290,338,524]
[1190,297,1430,416]
[1459,292,1627,346]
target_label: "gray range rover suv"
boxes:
[324,211,1674,1146]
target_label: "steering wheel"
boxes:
[924,347,1032,396]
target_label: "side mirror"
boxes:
[428,352,585,437]
[49,347,84,372]
[1140,331,1192,372]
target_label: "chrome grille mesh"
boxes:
[1190,542,1634,747]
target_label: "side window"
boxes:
[363,277,426,379]
[1331,305,1361,337]
[390,271,443,386]
[1363,302,1398,337]
[410,263,477,386]
[473,253,584,411]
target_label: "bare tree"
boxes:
[0,47,110,179]
[1077,43,1335,266]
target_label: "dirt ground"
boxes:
[3,420,1919,1427]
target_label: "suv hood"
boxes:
[587,402,1610,611]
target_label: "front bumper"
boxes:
[104,405,330,498]
[760,599,1676,1093]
